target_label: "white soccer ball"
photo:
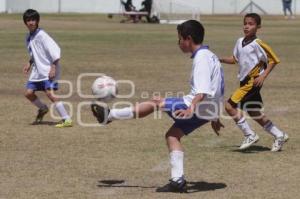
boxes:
[91,76,117,100]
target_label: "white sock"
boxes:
[108,107,134,121]
[55,101,70,120]
[32,98,47,109]
[236,117,255,137]
[170,150,184,181]
[264,121,284,138]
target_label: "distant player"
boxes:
[22,9,72,127]
[91,20,224,193]
[219,13,288,151]
[282,0,295,19]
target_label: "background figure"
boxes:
[139,0,152,22]
[121,0,139,23]
[282,0,295,19]
[139,0,159,23]
[121,0,135,11]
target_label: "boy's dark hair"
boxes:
[23,9,40,24]
[244,13,261,26]
[177,20,204,44]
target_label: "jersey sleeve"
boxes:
[42,32,61,63]
[233,38,240,63]
[193,54,213,95]
[256,39,280,65]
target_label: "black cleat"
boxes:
[34,107,49,124]
[156,177,188,193]
[91,103,110,124]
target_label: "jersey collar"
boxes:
[29,28,41,39]
[191,45,209,58]
[242,35,257,47]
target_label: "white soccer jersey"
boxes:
[183,46,224,120]
[233,37,280,81]
[26,28,61,81]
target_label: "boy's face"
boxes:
[243,17,260,38]
[178,33,191,53]
[25,19,39,33]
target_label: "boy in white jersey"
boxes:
[91,20,224,193]
[219,13,288,152]
[23,9,72,128]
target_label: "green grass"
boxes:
[0,14,300,199]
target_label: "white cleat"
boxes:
[271,133,289,152]
[239,134,259,150]
[283,133,289,142]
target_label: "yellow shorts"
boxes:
[228,76,263,110]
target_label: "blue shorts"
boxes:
[164,97,209,135]
[26,80,58,91]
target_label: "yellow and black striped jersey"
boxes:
[233,37,280,81]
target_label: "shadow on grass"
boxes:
[185,181,227,193]
[97,180,227,193]
[231,145,270,153]
[97,180,156,189]
[30,121,59,126]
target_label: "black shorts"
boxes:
[228,76,263,110]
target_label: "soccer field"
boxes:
[0,14,300,199]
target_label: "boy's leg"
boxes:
[248,110,288,151]
[225,101,258,150]
[133,98,164,118]
[156,126,187,193]
[91,97,164,124]
[45,89,72,127]
[226,77,261,149]
[283,2,288,16]
[25,89,47,109]
[287,3,293,15]
[25,87,48,123]
[166,126,185,180]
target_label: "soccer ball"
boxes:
[91,76,117,100]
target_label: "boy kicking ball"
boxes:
[91,20,224,193]
[219,13,288,151]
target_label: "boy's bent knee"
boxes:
[150,97,164,108]
[165,127,185,140]
[24,90,34,98]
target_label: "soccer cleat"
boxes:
[156,177,187,193]
[91,103,110,124]
[35,107,49,123]
[239,134,259,150]
[55,119,73,128]
[271,133,289,152]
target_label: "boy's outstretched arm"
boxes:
[219,56,236,64]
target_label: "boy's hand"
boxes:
[254,75,266,87]
[211,119,224,136]
[23,63,31,74]
[49,65,56,80]
[174,108,193,119]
